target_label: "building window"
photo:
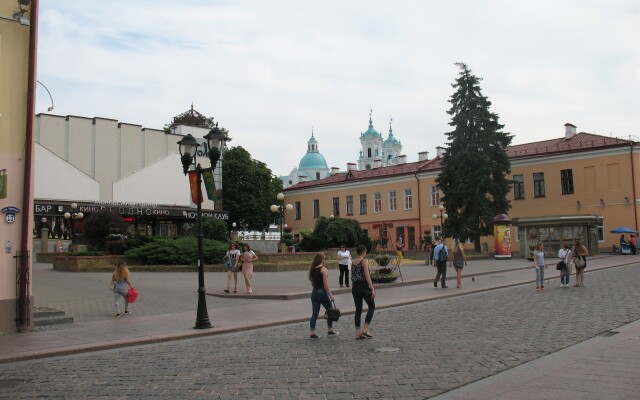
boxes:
[346,195,354,216]
[598,222,604,242]
[332,197,340,217]
[294,201,301,220]
[359,194,367,214]
[313,199,319,218]
[389,190,397,211]
[561,169,574,195]
[431,185,441,206]
[516,227,520,242]
[374,192,382,213]
[533,172,545,198]
[404,189,413,210]
[433,225,442,240]
[316,172,320,180]
[513,175,524,200]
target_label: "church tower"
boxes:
[382,118,402,166]
[358,109,384,170]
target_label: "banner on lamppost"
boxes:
[202,169,216,201]
[188,171,203,204]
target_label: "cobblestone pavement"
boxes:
[3,264,640,399]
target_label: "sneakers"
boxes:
[115,313,122,318]
[327,331,339,337]
[310,334,319,339]
[541,285,545,290]
[124,310,132,315]
[536,286,541,292]
[224,289,230,293]
[434,281,438,288]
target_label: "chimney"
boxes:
[347,162,357,171]
[564,123,576,139]
[418,151,429,161]
[330,167,340,175]
[398,155,407,164]
[373,159,383,169]
[436,146,446,158]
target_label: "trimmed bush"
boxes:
[124,237,228,265]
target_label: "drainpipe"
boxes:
[631,141,638,232]
[19,0,39,331]
[414,171,422,244]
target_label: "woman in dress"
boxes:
[224,242,241,293]
[308,252,339,339]
[351,245,376,340]
[572,240,589,287]
[450,238,467,288]
[111,261,134,317]
[241,243,258,294]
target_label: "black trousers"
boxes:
[339,264,350,286]
[435,261,447,287]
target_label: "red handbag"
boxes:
[128,288,139,303]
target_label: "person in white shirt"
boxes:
[557,242,572,287]
[337,244,351,288]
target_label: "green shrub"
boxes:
[124,237,228,265]
[84,210,128,249]
[299,232,330,252]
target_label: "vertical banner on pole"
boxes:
[202,169,216,201]
[0,170,7,199]
[188,171,202,204]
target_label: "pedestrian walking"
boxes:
[432,238,448,288]
[450,238,467,289]
[337,244,351,288]
[572,240,589,287]
[351,244,376,340]
[241,243,258,294]
[557,242,572,287]
[308,252,339,339]
[533,242,546,291]
[111,261,134,317]
[396,236,405,265]
[224,242,241,293]
[630,234,637,255]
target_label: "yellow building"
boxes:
[0,0,36,333]
[284,123,639,257]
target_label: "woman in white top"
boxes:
[557,242,572,287]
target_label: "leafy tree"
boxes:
[436,63,513,252]
[83,209,129,249]
[193,217,228,241]
[312,216,371,248]
[222,146,282,232]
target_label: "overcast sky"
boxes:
[36,0,640,177]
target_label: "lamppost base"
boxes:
[194,320,212,329]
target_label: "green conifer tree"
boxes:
[436,63,513,252]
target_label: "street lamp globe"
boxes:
[64,212,71,219]
[276,192,284,201]
[438,204,445,212]
[432,213,438,220]
[285,204,293,211]
[443,213,448,220]
[270,204,279,213]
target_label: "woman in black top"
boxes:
[351,245,376,339]
[308,252,338,339]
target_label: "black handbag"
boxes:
[556,260,565,270]
[325,300,341,321]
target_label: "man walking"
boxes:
[432,238,449,288]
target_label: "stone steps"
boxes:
[34,307,74,327]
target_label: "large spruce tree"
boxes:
[436,63,513,252]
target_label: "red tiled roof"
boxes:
[285,132,635,191]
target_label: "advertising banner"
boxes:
[202,169,216,201]
[494,223,512,258]
[188,171,202,204]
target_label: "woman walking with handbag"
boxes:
[557,242,572,287]
[351,245,376,340]
[572,240,589,287]
[111,261,134,317]
[308,252,339,339]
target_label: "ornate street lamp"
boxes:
[270,192,293,252]
[64,203,84,244]
[432,204,448,239]
[177,124,228,329]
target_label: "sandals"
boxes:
[233,289,237,293]
[361,331,373,338]
[224,289,230,293]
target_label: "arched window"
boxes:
[367,148,372,157]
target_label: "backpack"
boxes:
[437,245,448,262]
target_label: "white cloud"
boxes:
[36,0,640,175]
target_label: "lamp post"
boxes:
[64,203,84,244]
[270,192,293,252]
[432,204,448,239]
[177,125,228,329]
